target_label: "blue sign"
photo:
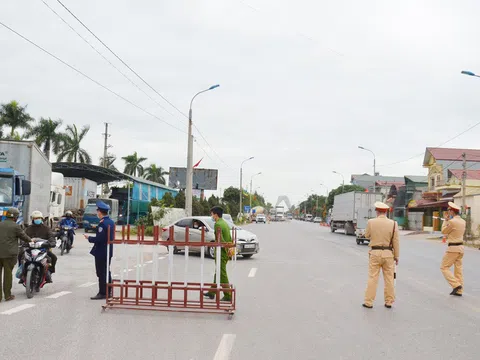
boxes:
[252,209,256,214]
[244,205,251,213]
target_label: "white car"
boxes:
[163,216,260,258]
[255,214,266,223]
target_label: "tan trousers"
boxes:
[440,252,463,293]
[364,254,395,307]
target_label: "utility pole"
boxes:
[102,123,111,195]
[462,152,471,239]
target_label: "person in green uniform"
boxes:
[0,208,31,301]
[204,206,233,301]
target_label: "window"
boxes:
[57,194,62,205]
[176,219,193,228]
[430,177,435,189]
[436,174,441,185]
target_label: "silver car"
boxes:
[164,216,260,258]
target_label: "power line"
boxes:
[41,0,178,119]
[0,20,186,134]
[378,120,480,167]
[55,0,231,169]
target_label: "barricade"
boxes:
[102,225,237,318]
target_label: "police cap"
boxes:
[6,207,20,218]
[448,202,461,211]
[374,202,390,210]
[96,201,110,212]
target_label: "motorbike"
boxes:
[20,238,51,299]
[57,225,74,256]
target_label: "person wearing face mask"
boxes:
[59,210,78,247]
[84,201,115,300]
[23,211,57,283]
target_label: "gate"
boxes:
[102,225,237,318]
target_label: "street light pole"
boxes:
[250,172,262,211]
[333,171,345,193]
[358,146,376,192]
[185,84,219,216]
[239,157,254,217]
[320,183,328,216]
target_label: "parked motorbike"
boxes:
[58,225,74,256]
[20,238,51,299]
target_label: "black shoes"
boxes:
[385,304,392,309]
[450,286,463,296]
[203,292,214,300]
[362,304,373,309]
[90,293,106,300]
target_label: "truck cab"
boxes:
[82,198,119,232]
[0,168,31,225]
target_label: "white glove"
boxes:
[29,242,36,248]
[35,242,43,249]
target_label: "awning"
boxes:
[407,198,452,209]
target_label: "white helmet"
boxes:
[31,210,43,219]
[65,211,73,216]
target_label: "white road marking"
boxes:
[46,291,72,299]
[1,304,35,315]
[248,268,257,278]
[78,282,96,288]
[213,334,236,360]
[158,256,166,260]
[146,260,153,264]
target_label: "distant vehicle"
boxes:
[49,172,65,229]
[163,216,260,258]
[256,214,266,223]
[286,213,293,220]
[330,191,383,244]
[305,214,313,222]
[83,198,119,232]
[313,217,322,223]
[223,214,234,224]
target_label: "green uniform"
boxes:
[208,217,232,300]
[0,220,31,301]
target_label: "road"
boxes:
[1,221,480,359]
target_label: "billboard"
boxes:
[168,167,218,190]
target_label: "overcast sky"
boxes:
[2,0,480,206]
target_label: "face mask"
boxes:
[211,216,216,222]
[33,219,42,225]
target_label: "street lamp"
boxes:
[358,145,376,192]
[240,157,254,216]
[250,172,262,211]
[333,171,345,193]
[461,70,480,77]
[185,84,220,216]
[319,183,329,216]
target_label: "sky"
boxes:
[2,0,480,207]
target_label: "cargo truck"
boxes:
[330,191,383,244]
[0,140,51,226]
[64,177,97,210]
[49,172,65,228]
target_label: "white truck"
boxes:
[274,205,285,221]
[0,140,51,226]
[49,172,65,228]
[64,177,98,211]
[330,191,383,244]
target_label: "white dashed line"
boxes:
[213,334,236,360]
[46,291,72,299]
[158,256,166,260]
[146,260,153,264]
[1,304,35,315]
[248,268,257,278]
[78,282,96,288]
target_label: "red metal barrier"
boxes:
[102,225,236,318]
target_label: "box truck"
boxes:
[330,191,383,244]
[0,140,51,226]
[64,177,97,211]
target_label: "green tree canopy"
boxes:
[57,124,92,163]
[144,164,168,184]
[25,117,63,161]
[122,152,147,177]
[0,100,34,138]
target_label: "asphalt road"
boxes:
[1,221,480,359]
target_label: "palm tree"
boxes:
[24,117,63,161]
[57,124,92,163]
[144,164,169,184]
[0,100,34,138]
[99,153,118,171]
[122,152,147,177]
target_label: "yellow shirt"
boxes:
[365,215,399,259]
[441,215,465,253]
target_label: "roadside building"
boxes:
[351,174,404,194]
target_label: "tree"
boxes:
[99,153,118,171]
[25,117,63,161]
[161,192,175,207]
[57,124,91,163]
[144,164,168,184]
[0,100,34,138]
[175,190,185,208]
[208,195,219,208]
[122,152,147,177]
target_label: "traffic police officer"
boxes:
[0,208,31,301]
[440,202,465,296]
[84,201,114,300]
[363,202,400,309]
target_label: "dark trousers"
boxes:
[0,256,17,300]
[95,257,112,296]
[207,256,231,300]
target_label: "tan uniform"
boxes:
[364,215,399,307]
[440,215,465,293]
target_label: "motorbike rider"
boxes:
[20,211,57,283]
[59,211,78,247]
